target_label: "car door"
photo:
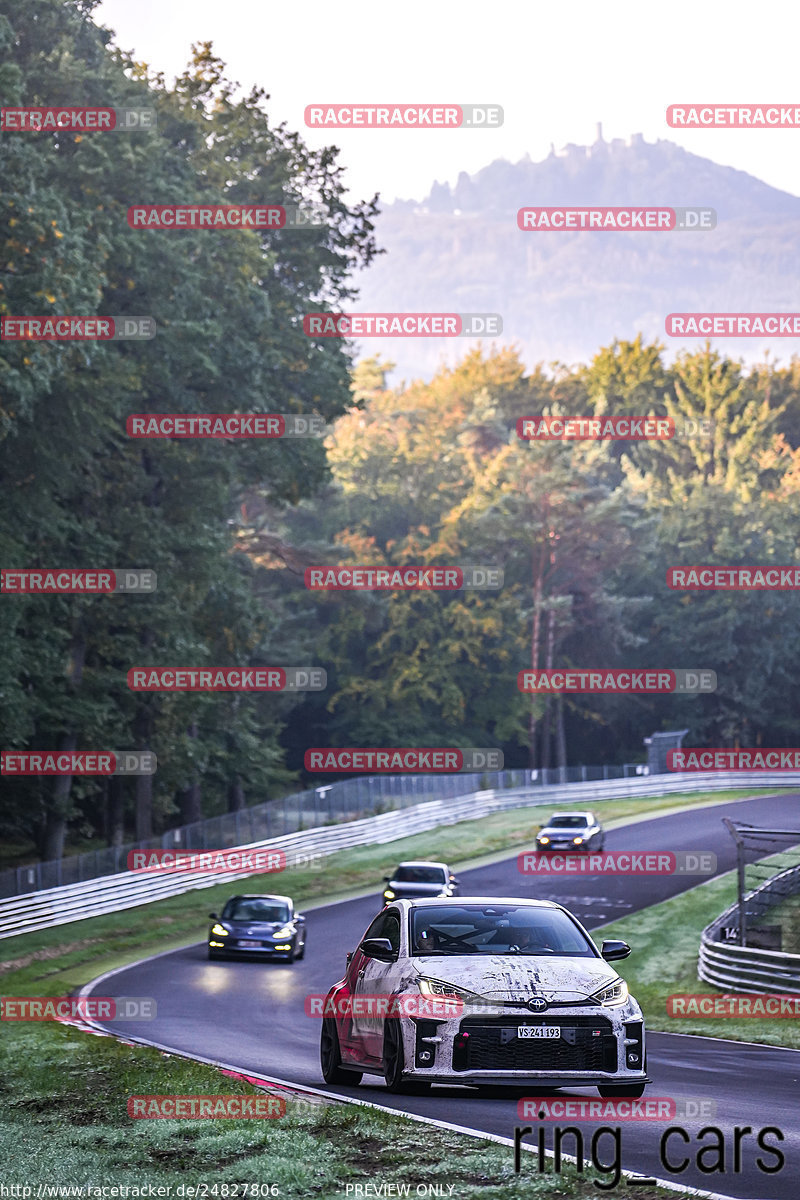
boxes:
[338,910,391,1060]
[351,909,402,1061]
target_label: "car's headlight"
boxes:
[417,977,485,1005]
[538,836,550,845]
[210,924,229,937]
[573,837,584,845]
[383,889,396,900]
[272,926,294,939]
[592,978,628,1007]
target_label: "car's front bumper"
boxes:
[208,940,295,956]
[395,1000,646,1084]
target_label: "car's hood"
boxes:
[224,920,290,935]
[388,883,448,892]
[538,825,590,838]
[388,881,448,896]
[411,954,617,1000]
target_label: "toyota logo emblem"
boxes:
[527,996,547,1012]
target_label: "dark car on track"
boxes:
[208,893,306,962]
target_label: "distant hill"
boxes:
[354,131,800,381]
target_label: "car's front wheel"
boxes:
[597,1082,647,1098]
[383,1018,415,1093]
[296,936,306,961]
[320,1016,362,1085]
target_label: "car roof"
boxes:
[223,893,292,904]
[394,860,449,870]
[547,811,595,819]
[396,895,561,909]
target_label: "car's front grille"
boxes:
[452,1016,617,1073]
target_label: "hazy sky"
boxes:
[95,0,800,206]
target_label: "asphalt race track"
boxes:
[87,793,800,1199]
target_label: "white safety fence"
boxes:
[1,770,796,941]
[698,863,800,994]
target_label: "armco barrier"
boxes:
[1,763,646,898]
[1,770,796,941]
[698,863,800,994]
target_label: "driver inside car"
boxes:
[416,928,440,953]
[504,926,555,953]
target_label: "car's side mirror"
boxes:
[450,876,459,885]
[208,913,218,920]
[601,939,631,962]
[295,913,305,922]
[346,951,353,966]
[360,937,396,962]
[383,876,392,883]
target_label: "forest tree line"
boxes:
[2,0,800,863]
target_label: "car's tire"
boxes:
[285,946,295,964]
[320,1016,361,1085]
[597,1082,647,1098]
[383,1017,414,1093]
[207,948,222,961]
[296,937,306,961]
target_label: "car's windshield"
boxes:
[548,815,590,828]
[409,904,596,957]
[394,866,447,883]
[223,899,291,922]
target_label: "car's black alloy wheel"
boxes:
[383,1017,424,1094]
[320,1016,362,1085]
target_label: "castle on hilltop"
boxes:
[549,123,647,159]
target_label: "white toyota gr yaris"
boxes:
[320,896,649,1095]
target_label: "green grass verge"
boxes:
[0,1019,683,1198]
[597,870,800,1049]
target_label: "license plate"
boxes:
[518,1026,560,1039]
[238,940,260,948]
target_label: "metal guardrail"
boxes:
[2,769,797,942]
[699,863,800,994]
[1,763,647,899]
